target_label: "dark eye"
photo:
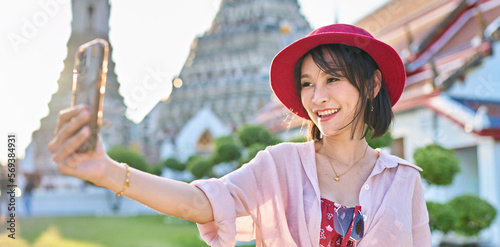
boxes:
[327,77,339,83]
[301,82,312,88]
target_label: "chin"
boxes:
[319,125,352,138]
[318,126,339,137]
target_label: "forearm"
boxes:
[99,159,215,224]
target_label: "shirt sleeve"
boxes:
[412,172,432,246]
[190,148,274,246]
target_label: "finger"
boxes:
[56,153,82,174]
[51,125,91,164]
[54,105,89,135]
[49,109,90,153]
[62,151,87,169]
[57,162,75,176]
[58,136,105,172]
[56,152,91,176]
[57,144,105,178]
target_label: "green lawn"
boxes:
[0,215,218,247]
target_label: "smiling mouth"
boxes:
[317,109,340,117]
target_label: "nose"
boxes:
[312,84,328,105]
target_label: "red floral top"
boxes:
[320,197,359,247]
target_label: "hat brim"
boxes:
[270,31,406,120]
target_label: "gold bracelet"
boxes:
[116,163,130,197]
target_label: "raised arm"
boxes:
[48,105,214,223]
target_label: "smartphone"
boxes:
[71,38,109,153]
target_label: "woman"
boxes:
[49,24,431,246]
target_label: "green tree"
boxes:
[163,157,185,171]
[238,125,281,148]
[186,156,214,179]
[107,146,150,173]
[214,135,235,146]
[426,201,456,234]
[214,142,241,163]
[415,144,497,243]
[211,136,242,164]
[449,194,497,236]
[414,143,460,238]
[183,125,281,178]
[148,160,167,176]
[413,144,460,186]
[365,128,392,148]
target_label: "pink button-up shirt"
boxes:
[192,141,431,246]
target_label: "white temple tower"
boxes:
[28,0,132,189]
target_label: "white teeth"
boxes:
[317,109,339,117]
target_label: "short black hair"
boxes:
[293,44,393,141]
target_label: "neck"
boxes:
[322,135,369,167]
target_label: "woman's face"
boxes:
[300,54,362,138]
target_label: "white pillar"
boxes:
[477,137,500,246]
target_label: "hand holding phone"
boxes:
[71,38,109,153]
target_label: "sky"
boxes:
[0,0,389,162]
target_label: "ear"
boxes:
[370,69,382,99]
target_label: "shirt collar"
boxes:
[374,148,423,172]
[300,142,423,195]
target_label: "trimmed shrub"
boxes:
[365,128,392,148]
[238,125,280,147]
[449,194,497,236]
[187,156,213,179]
[427,201,457,234]
[214,136,235,146]
[413,144,460,185]
[214,142,242,163]
[163,157,185,171]
[148,162,164,176]
[107,146,149,172]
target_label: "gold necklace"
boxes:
[323,143,368,181]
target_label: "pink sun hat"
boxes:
[270,24,406,119]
